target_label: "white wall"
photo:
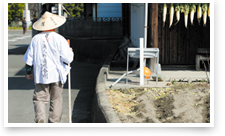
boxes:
[130,3,145,47]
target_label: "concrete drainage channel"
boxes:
[63,37,123,123]
[91,48,121,123]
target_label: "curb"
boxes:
[91,47,121,123]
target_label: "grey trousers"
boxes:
[33,81,63,123]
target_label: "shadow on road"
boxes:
[68,60,102,123]
[8,76,35,90]
[8,44,29,55]
[72,87,94,123]
[8,38,122,123]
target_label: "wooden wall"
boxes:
[150,4,210,65]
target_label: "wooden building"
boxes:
[129,3,210,70]
[151,3,210,69]
[33,3,210,70]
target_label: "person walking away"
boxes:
[23,11,74,123]
[22,18,27,34]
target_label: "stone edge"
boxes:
[91,47,121,123]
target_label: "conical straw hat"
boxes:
[33,11,66,31]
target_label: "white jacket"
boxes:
[23,31,74,84]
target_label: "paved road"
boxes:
[8,30,102,123]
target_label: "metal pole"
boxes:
[67,39,72,123]
[68,65,72,123]
[25,3,30,29]
[144,3,148,48]
[140,38,144,86]
[62,4,71,16]
[144,3,148,67]
[126,50,129,84]
[36,4,39,19]
[58,3,62,16]
[37,3,42,19]
[110,68,140,88]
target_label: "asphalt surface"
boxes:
[8,30,102,123]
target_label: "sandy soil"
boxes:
[107,83,210,123]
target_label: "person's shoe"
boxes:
[37,119,45,123]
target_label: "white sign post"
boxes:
[23,10,30,28]
[140,38,144,86]
[23,10,30,20]
[23,3,31,28]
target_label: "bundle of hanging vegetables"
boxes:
[190,4,196,26]
[162,3,210,28]
[202,3,208,27]
[174,3,180,25]
[184,3,190,28]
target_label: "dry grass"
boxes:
[106,83,210,117]
[106,89,139,116]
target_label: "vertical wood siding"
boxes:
[156,4,210,65]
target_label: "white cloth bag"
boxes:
[44,38,71,84]
[58,64,71,84]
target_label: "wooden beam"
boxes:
[148,3,159,74]
[149,3,158,48]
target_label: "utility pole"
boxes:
[58,3,62,16]
[149,3,159,74]
[25,3,30,29]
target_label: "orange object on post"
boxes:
[67,39,70,47]
[144,67,151,79]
